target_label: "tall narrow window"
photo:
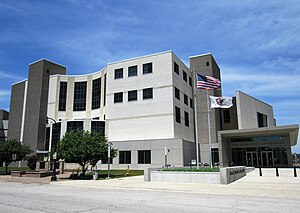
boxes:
[128,65,137,77]
[73,81,87,111]
[175,87,180,100]
[257,112,268,127]
[114,68,123,79]
[184,94,188,105]
[183,71,187,82]
[138,150,151,164]
[143,88,153,99]
[223,110,231,123]
[190,98,193,108]
[189,76,192,87]
[114,92,123,103]
[175,106,181,123]
[92,78,101,109]
[143,63,152,74]
[174,62,179,75]
[58,82,67,111]
[184,111,189,127]
[104,74,106,106]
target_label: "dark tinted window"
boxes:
[174,62,179,75]
[73,82,87,111]
[143,63,152,74]
[184,94,188,105]
[59,82,67,111]
[138,150,151,164]
[143,88,153,99]
[257,112,268,127]
[67,121,83,132]
[175,87,180,100]
[223,110,231,123]
[183,71,187,82]
[190,98,193,108]
[128,90,137,101]
[91,121,105,134]
[114,92,123,103]
[114,68,123,79]
[189,76,192,86]
[128,65,137,77]
[184,111,189,127]
[175,106,181,123]
[92,78,101,109]
[119,151,131,164]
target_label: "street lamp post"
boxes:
[47,117,57,181]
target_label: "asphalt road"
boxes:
[0,181,299,213]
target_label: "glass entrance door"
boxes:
[246,152,258,167]
[261,151,274,167]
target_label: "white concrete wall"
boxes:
[172,54,195,142]
[236,91,275,129]
[105,51,175,141]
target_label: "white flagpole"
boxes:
[206,90,213,168]
[193,70,200,169]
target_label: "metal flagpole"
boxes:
[206,89,213,168]
[193,70,200,169]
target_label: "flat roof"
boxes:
[218,124,299,146]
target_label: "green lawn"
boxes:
[162,167,220,172]
[84,170,144,180]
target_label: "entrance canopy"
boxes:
[218,124,299,146]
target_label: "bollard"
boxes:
[294,167,297,177]
[275,167,279,177]
[259,167,262,176]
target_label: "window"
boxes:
[189,76,192,87]
[91,121,105,134]
[143,63,152,74]
[128,90,137,101]
[212,148,219,165]
[175,87,180,100]
[206,61,210,67]
[223,110,231,123]
[114,68,123,79]
[119,151,131,164]
[143,88,153,99]
[183,71,187,82]
[73,81,87,111]
[138,150,151,164]
[58,82,67,111]
[114,92,123,103]
[174,61,179,75]
[190,98,193,108]
[51,123,61,151]
[175,106,181,123]
[257,112,268,127]
[104,74,106,106]
[92,78,101,109]
[128,65,137,77]
[184,94,188,105]
[67,121,83,132]
[184,111,189,127]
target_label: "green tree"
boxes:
[0,139,32,174]
[57,130,117,175]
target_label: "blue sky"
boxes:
[0,0,299,152]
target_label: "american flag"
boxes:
[197,74,221,90]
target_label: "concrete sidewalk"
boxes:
[51,168,300,200]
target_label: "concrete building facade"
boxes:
[0,110,9,141]
[7,51,299,168]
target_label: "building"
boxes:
[7,51,299,168]
[0,110,9,141]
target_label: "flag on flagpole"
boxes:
[209,96,233,108]
[197,74,221,90]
